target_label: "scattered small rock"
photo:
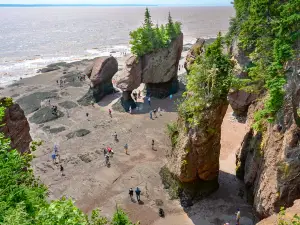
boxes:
[78,153,93,163]
[66,129,90,139]
[58,101,78,109]
[49,126,66,134]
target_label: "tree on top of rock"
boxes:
[143,7,153,29]
[166,12,177,41]
[129,8,182,57]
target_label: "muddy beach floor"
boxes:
[1,57,256,225]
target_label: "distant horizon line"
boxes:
[0,4,232,7]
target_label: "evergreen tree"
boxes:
[166,12,177,40]
[129,8,182,56]
[143,7,152,29]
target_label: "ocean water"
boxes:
[0,6,234,85]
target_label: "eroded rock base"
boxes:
[146,77,179,99]
[77,81,114,106]
[159,166,219,208]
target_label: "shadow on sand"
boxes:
[180,170,257,225]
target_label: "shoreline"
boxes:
[0,37,216,88]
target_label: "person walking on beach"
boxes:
[124,143,128,155]
[129,188,134,200]
[105,154,110,166]
[153,108,157,118]
[109,109,112,118]
[152,139,155,150]
[51,153,56,164]
[135,187,141,202]
[103,147,107,157]
[148,96,151,106]
[158,107,162,116]
[60,165,64,176]
[129,106,132,114]
[236,209,241,225]
[112,132,118,142]
[54,144,60,162]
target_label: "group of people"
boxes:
[149,107,161,120]
[52,105,58,116]
[56,78,65,88]
[129,187,141,202]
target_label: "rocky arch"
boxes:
[116,33,183,111]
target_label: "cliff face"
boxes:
[0,98,32,153]
[116,33,183,110]
[236,54,300,218]
[184,38,205,74]
[256,200,300,225]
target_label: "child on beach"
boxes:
[124,143,128,155]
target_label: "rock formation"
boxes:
[162,101,228,201]
[116,33,183,111]
[78,56,118,106]
[167,103,228,183]
[184,38,205,74]
[256,200,300,225]
[236,54,300,218]
[228,39,257,116]
[0,98,32,153]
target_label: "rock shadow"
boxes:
[180,170,257,225]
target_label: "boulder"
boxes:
[0,98,32,154]
[78,56,118,105]
[228,39,257,116]
[236,54,300,218]
[116,55,142,92]
[184,38,205,74]
[90,57,118,87]
[228,90,257,116]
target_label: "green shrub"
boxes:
[228,0,300,131]
[166,122,179,148]
[178,33,233,126]
[278,207,300,225]
[0,106,136,224]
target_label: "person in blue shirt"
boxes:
[135,187,141,202]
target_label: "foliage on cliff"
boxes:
[0,102,137,224]
[130,8,182,57]
[226,0,300,130]
[278,207,300,225]
[179,33,233,126]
